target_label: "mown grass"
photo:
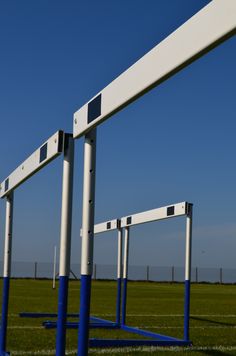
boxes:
[0,279,236,355]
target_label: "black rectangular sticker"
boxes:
[88,94,101,123]
[127,216,132,225]
[167,206,175,216]
[107,222,111,230]
[40,143,48,163]
[5,178,9,192]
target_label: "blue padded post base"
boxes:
[184,279,191,341]
[56,276,69,356]
[0,277,10,354]
[78,275,92,356]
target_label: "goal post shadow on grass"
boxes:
[73,1,236,355]
[0,131,75,356]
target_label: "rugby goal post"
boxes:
[0,131,74,356]
[74,1,236,355]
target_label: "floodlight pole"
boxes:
[184,204,193,341]
[0,192,14,355]
[78,129,97,356]
[121,227,129,325]
[55,134,74,356]
[116,226,123,325]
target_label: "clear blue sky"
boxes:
[0,0,235,268]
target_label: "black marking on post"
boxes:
[117,219,121,229]
[167,206,175,216]
[186,202,193,216]
[40,143,48,163]
[58,130,65,153]
[88,94,101,123]
[107,222,111,230]
[5,178,9,192]
[127,216,132,225]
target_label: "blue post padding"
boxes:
[0,277,10,354]
[56,276,69,356]
[116,278,122,325]
[184,279,191,341]
[78,275,92,356]
[121,278,127,325]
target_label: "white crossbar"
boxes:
[73,0,236,139]
[80,218,120,236]
[0,131,64,198]
[120,202,190,228]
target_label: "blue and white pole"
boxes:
[116,225,123,325]
[184,204,193,342]
[56,134,74,356]
[121,227,129,326]
[78,129,97,356]
[0,192,14,356]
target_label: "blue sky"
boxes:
[0,0,235,269]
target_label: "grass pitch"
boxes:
[0,279,236,355]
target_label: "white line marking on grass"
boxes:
[8,326,43,329]
[139,325,236,329]
[9,346,236,355]
[89,346,236,354]
[96,314,236,317]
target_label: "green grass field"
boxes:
[1,279,236,355]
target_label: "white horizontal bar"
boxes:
[80,218,120,236]
[120,202,191,228]
[0,131,64,198]
[73,0,236,139]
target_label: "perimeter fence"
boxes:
[0,262,235,284]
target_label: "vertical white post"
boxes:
[78,129,97,356]
[121,227,129,325]
[56,134,74,356]
[117,227,123,280]
[116,226,123,324]
[0,192,14,353]
[53,246,57,290]
[184,204,193,341]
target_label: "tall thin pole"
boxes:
[56,134,74,356]
[116,226,123,325]
[52,246,57,290]
[78,129,97,356]
[0,192,14,354]
[121,227,129,325]
[184,204,193,341]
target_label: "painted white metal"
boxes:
[0,131,64,198]
[123,227,130,279]
[59,135,74,277]
[185,205,193,281]
[121,202,188,228]
[52,246,57,289]
[117,228,123,279]
[94,219,119,234]
[3,193,14,278]
[80,219,119,236]
[73,0,236,138]
[81,129,97,276]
